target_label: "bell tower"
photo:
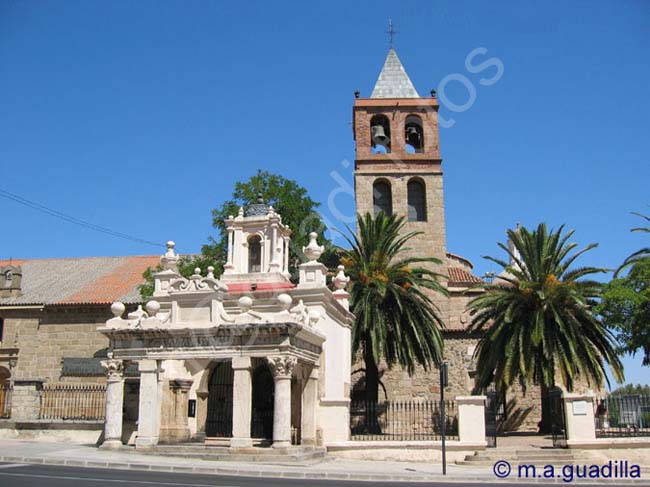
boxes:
[353,47,448,274]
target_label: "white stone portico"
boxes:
[97,200,354,450]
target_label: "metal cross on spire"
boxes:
[386,18,396,48]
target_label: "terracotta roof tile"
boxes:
[62,255,160,304]
[0,255,159,306]
[448,267,484,287]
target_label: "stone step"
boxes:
[143,444,327,464]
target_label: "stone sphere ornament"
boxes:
[277,293,293,311]
[145,300,161,317]
[238,296,253,313]
[111,301,125,318]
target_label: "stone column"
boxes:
[269,224,280,272]
[135,359,163,449]
[457,396,487,445]
[100,359,125,449]
[563,393,596,445]
[224,228,234,274]
[267,356,297,448]
[230,357,253,448]
[301,366,319,445]
[283,237,290,274]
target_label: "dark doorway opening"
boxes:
[251,362,274,440]
[206,362,234,437]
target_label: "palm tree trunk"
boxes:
[363,341,379,403]
[363,339,382,434]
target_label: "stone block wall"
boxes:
[1,306,110,382]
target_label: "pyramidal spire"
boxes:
[370,48,420,99]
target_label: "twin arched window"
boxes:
[407,179,427,222]
[369,114,425,154]
[373,178,427,221]
[373,180,393,216]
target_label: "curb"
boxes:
[1,455,649,484]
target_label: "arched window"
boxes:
[248,235,262,273]
[407,179,427,222]
[373,180,392,216]
[370,114,391,154]
[405,115,424,154]
[3,271,11,288]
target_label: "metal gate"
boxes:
[251,364,274,440]
[206,362,234,437]
[547,387,566,447]
[485,385,506,448]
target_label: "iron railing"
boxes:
[40,383,106,421]
[595,394,650,438]
[0,384,11,419]
[350,399,458,441]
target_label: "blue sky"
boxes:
[1,1,649,385]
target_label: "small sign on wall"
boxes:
[188,399,196,418]
[573,400,588,416]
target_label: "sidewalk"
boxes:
[0,439,647,484]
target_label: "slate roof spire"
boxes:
[370,48,420,99]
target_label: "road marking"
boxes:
[0,471,240,486]
[0,464,25,469]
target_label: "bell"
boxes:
[406,125,421,146]
[371,124,390,147]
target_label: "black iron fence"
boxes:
[40,383,106,421]
[595,394,650,438]
[350,399,458,441]
[547,388,567,447]
[0,384,11,419]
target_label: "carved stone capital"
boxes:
[266,356,297,379]
[101,359,124,382]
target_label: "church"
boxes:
[0,46,557,448]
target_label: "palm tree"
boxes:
[468,223,624,430]
[341,212,447,402]
[615,212,650,277]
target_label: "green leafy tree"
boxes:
[342,212,447,402]
[610,384,650,396]
[615,212,650,277]
[597,258,650,366]
[468,223,624,430]
[140,170,332,299]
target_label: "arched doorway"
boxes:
[205,362,233,438]
[0,366,10,418]
[251,362,274,441]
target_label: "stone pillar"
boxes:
[135,359,163,449]
[160,379,193,443]
[101,359,125,449]
[457,396,487,445]
[230,357,253,448]
[301,366,319,445]
[267,356,297,448]
[10,379,44,421]
[563,393,596,445]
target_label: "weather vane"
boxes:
[386,18,396,48]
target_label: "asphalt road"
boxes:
[0,463,640,487]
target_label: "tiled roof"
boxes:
[448,267,484,287]
[0,255,160,306]
[371,48,420,99]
